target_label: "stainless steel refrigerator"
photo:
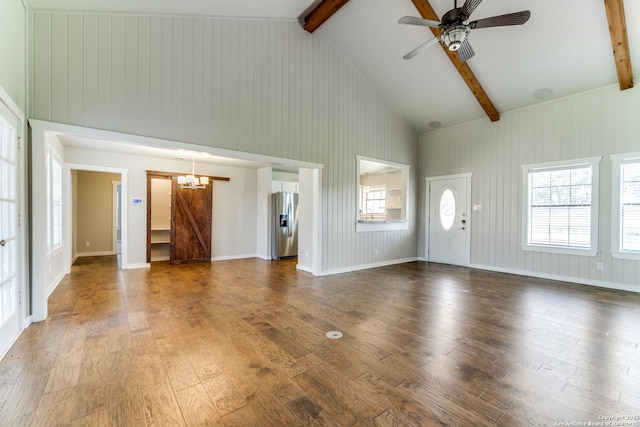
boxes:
[271,192,298,259]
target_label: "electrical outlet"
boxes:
[596,262,603,270]
[86,241,91,247]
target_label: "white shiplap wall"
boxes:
[420,85,640,291]
[0,0,26,111]
[30,12,419,273]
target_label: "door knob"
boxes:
[0,239,5,247]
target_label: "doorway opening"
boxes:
[271,171,300,261]
[64,164,129,274]
[148,176,172,262]
[71,170,122,263]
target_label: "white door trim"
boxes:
[112,181,121,254]
[64,164,129,275]
[0,90,26,360]
[425,173,472,265]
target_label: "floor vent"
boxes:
[326,331,343,339]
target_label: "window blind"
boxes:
[529,165,592,248]
[621,161,640,252]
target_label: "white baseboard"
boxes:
[76,251,117,257]
[46,270,66,298]
[211,254,259,262]
[319,257,419,277]
[296,264,314,274]
[468,263,639,294]
[0,330,21,361]
[125,263,151,269]
[1,314,32,360]
[1,316,33,361]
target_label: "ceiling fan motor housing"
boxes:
[443,25,469,51]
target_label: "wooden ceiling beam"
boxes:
[603,0,634,90]
[411,0,500,122]
[303,0,351,33]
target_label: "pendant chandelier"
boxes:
[177,157,209,189]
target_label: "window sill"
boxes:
[357,220,408,232]
[522,244,597,257]
[611,251,640,261]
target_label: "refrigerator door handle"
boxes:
[290,202,293,237]
[287,202,292,236]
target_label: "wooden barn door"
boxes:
[170,177,212,264]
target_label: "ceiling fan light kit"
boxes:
[399,0,531,61]
[443,25,469,51]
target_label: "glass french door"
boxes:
[0,100,20,358]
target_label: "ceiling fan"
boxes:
[399,0,531,61]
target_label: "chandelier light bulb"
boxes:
[178,157,209,190]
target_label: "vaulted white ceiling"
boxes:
[25,0,639,134]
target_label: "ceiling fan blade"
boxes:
[403,36,442,60]
[459,0,484,20]
[470,10,531,29]
[398,16,442,28]
[457,39,475,62]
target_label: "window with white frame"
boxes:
[521,157,601,256]
[611,153,640,260]
[46,146,63,253]
[360,185,387,219]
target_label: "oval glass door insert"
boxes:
[439,189,456,230]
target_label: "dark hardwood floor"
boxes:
[1,256,639,426]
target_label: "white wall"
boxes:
[210,163,258,261]
[420,85,640,292]
[256,167,272,260]
[63,146,259,266]
[0,0,26,112]
[30,12,419,273]
[298,167,321,273]
[31,130,66,320]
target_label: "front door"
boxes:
[0,100,20,358]
[428,175,470,266]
